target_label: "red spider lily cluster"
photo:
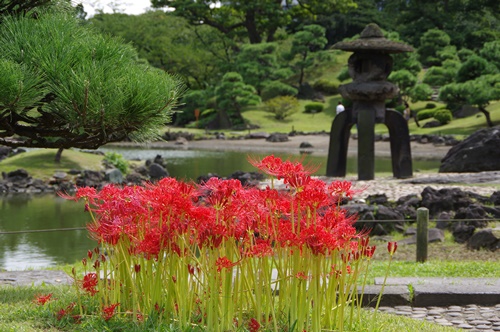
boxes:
[64,155,381,331]
[33,293,53,305]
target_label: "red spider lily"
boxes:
[33,293,52,305]
[327,180,358,199]
[248,317,261,332]
[81,273,99,296]
[102,303,119,321]
[199,177,242,209]
[363,245,376,258]
[295,271,310,280]
[215,256,237,272]
[245,239,274,257]
[56,308,67,321]
[56,303,76,321]
[387,241,398,255]
[134,264,141,273]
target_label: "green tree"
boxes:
[287,24,327,86]
[235,42,292,95]
[423,60,460,87]
[90,11,229,89]
[0,12,182,154]
[388,69,417,103]
[455,55,498,83]
[151,0,356,44]
[264,95,299,120]
[439,74,500,127]
[480,40,500,70]
[214,72,260,129]
[409,83,433,104]
[418,28,451,66]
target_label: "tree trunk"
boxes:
[55,147,64,164]
[245,9,261,44]
[479,106,494,127]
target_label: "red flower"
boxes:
[387,241,398,255]
[56,308,67,321]
[248,317,261,332]
[216,256,236,272]
[33,293,52,305]
[102,303,119,321]
[363,245,376,258]
[81,273,99,296]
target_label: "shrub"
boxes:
[261,81,298,101]
[394,104,405,113]
[434,108,453,124]
[264,95,299,120]
[103,152,129,175]
[425,103,436,109]
[304,102,324,113]
[416,109,436,121]
[312,79,339,95]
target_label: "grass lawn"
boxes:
[0,284,458,332]
[0,149,104,180]
[173,98,500,139]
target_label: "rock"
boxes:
[452,222,476,244]
[53,171,68,180]
[398,228,445,245]
[420,187,473,217]
[423,120,442,128]
[245,132,270,139]
[197,173,220,184]
[125,172,145,185]
[491,191,500,206]
[175,137,188,145]
[162,131,194,141]
[299,141,313,149]
[228,171,265,186]
[0,146,12,161]
[467,229,499,251]
[105,169,123,184]
[6,169,30,181]
[148,163,169,180]
[135,165,149,177]
[440,126,500,172]
[266,133,289,143]
[76,170,105,188]
[153,155,168,168]
[436,211,452,229]
[454,204,489,228]
[366,193,388,205]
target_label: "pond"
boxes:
[1,148,441,271]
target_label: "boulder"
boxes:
[420,187,474,217]
[299,142,313,149]
[491,191,500,206]
[125,172,145,185]
[105,169,124,184]
[76,170,105,188]
[266,133,289,143]
[467,229,499,251]
[452,222,476,244]
[148,163,169,180]
[439,126,500,172]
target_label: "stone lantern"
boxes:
[326,23,414,180]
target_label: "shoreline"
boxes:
[108,134,452,160]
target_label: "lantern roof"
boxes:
[332,23,414,54]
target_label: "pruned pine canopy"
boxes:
[0,12,184,149]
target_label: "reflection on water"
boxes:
[97,147,441,179]
[0,194,93,271]
[1,148,440,270]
